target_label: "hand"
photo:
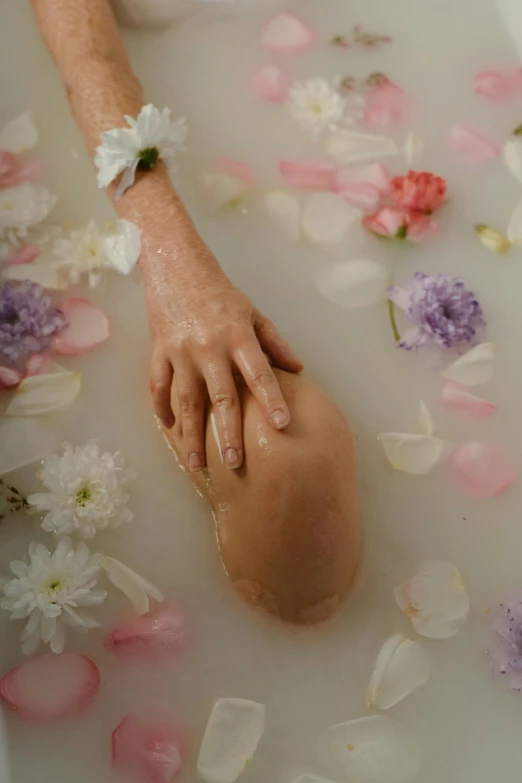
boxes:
[146,270,303,472]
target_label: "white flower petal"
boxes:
[377,433,452,474]
[317,258,388,308]
[2,260,67,290]
[0,183,56,229]
[197,698,265,783]
[0,417,56,475]
[302,193,361,248]
[394,560,470,639]
[366,634,430,709]
[263,190,301,242]
[417,400,434,436]
[102,219,141,274]
[325,715,421,783]
[325,130,400,165]
[441,342,495,386]
[507,197,522,245]
[0,112,39,153]
[201,172,248,208]
[503,136,522,183]
[403,131,424,166]
[5,371,82,417]
[100,556,163,616]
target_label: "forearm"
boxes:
[31,0,222,294]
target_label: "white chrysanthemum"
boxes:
[287,78,363,138]
[28,441,136,539]
[0,537,106,655]
[0,183,57,230]
[94,104,187,199]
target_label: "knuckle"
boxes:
[179,394,201,417]
[251,368,274,387]
[214,392,236,409]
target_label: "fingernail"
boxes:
[188,452,204,472]
[225,448,241,469]
[271,410,290,429]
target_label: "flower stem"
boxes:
[387,299,400,343]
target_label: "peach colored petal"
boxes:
[50,298,110,356]
[448,442,517,498]
[251,65,290,103]
[5,243,40,265]
[279,160,337,191]
[474,68,522,101]
[441,382,497,418]
[216,158,254,185]
[0,366,22,390]
[449,125,501,164]
[260,12,315,53]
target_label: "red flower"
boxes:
[390,170,447,214]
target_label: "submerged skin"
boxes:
[165,370,362,624]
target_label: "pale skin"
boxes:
[31,0,303,473]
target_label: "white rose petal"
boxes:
[301,193,361,247]
[0,183,56,229]
[503,136,522,183]
[263,190,301,242]
[5,370,81,417]
[99,556,164,615]
[201,172,248,208]
[417,400,434,436]
[403,131,424,166]
[366,634,430,709]
[441,342,495,386]
[507,197,522,245]
[102,218,141,274]
[325,715,421,783]
[325,130,400,165]
[197,698,265,783]
[394,560,470,639]
[0,112,39,153]
[0,417,56,475]
[317,258,389,308]
[377,433,452,474]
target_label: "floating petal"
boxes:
[0,416,56,475]
[503,136,522,183]
[25,352,53,376]
[301,193,361,247]
[448,441,517,498]
[260,13,314,53]
[263,190,301,242]
[0,366,22,390]
[364,80,414,129]
[5,369,81,417]
[441,342,495,386]
[394,560,470,639]
[474,68,522,101]
[105,605,187,663]
[5,243,41,266]
[366,634,430,709]
[325,130,399,165]
[251,65,290,103]
[2,260,66,290]
[506,198,522,246]
[441,382,496,418]
[112,714,184,783]
[201,172,248,208]
[100,556,164,616]
[0,653,99,723]
[51,298,110,355]
[475,224,511,255]
[317,258,388,308]
[325,715,421,783]
[449,125,501,164]
[0,183,56,229]
[102,218,141,275]
[378,433,452,474]
[0,112,39,154]
[279,161,337,191]
[197,698,265,783]
[403,131,424,166]
[417,400,434,436]
[336,182,381,210]
[336,163,391,194]
[216,158,254,185]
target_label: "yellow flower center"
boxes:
[76,486,92,506]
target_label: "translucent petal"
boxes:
[105,605,187,663]
[0,183,56,229]
[441,382,496,418]
[506,198,522,245]
[112,714,184,783]
[197,698,265,783]
[216,158,254,185]
[403,131,424,166]
[301,193,361,247]
[317,258,388,309]
[449,125,501,164]
[51,298,110,356]
[100,556,164,616]
[325,715,421,783]
[417,400,434,436]
[448,441,517,499]
[366,634,430,709]
[201,172,248,208]
[0,416,56,475]
[503,137,522,183]
[377,433,452,474]
[335,163,391,193]
[260,12,315,53]
[102,218,141,275]
[1,261,67,290]
[0,112,39,154]
[279,161,337,191]
[325,130,400,165]
[394,560,470,639]
[251,65,289,103]
[441,342,495,386]
[5,370,81,417]
[263,190,301,242]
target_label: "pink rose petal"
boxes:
[0,152,45,188]
[337,182,381,210]
[6,243,41,266]
[279,160,337,191]
[105,605,187,663]
[363,80,415,129]
[261,12,315,53]
[216,158,254,185]
[0,366,22,389]
[50,298,109,356]
[336,163,391,194]
[474,68,522,102]
[441,381,497,418]
[251,65,290,102]
[448,442,517,499]
[112,714,184,783]
[24,352,53,377]
[406,214,439,243]
[449,125,501,164]
[0,653,100,723]
[363,206,407,238]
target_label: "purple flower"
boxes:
[0,280,67,364]
[389,272,485,350]
[488,597,522,692]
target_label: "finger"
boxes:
[203,357,243,470]
[234,338,291,431]
[150,351,175,428]
[254,313,303,373]
[175,364,207,472]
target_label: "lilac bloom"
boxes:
[488,597,522,692]
[0,280,67,364]
[389,272,485,350]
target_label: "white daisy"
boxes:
[50,218,141,288]
[28,441,136,540]
[0,537,106,655]
[287,78,364,138]
[94,104,187,200]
